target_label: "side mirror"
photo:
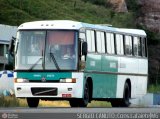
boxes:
[82,42,87,56]
[8,37,16,56]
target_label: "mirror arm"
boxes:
[9,36,16,57]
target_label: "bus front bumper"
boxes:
[14,83,83,98]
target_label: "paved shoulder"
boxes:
[0,107,160,113]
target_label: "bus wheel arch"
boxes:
[69,77,93,107]
[86,77,93,102]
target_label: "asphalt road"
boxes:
[0,108,160,119]
[0,107,160,113]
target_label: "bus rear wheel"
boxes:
[121,83,130,107]
[27,98,39,108]
[69,82,90,107]
[111,83,130,107]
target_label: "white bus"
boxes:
[13,20,148,107]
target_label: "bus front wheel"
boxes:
[110,100,121,107]
[27,98,39,108]
[69,82,90,107]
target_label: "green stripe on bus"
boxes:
[17,72,72,80]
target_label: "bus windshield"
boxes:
[15,30,78,70]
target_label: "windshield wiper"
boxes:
[29,50,44,70]
[29,57,42,71]
[50,52,60,70]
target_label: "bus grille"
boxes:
[31,87,57,96]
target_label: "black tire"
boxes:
[111,100,121,107]
[111,83,130,107]
[27,98,39,108]
[121,83,131,107]
[69,99,80,107]
[80,82,90,107]
[69,82,90,107]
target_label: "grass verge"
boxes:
[148,84,160,93]
[0,96,111,107]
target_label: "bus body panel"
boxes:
[85,53,148,99]
[101,55,118,73]
[84,54,118,98]
[85,54,101,71]
[139,59,148,74]
[116,57,148,98]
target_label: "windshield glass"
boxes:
[45,31,78,70]
[15,30,78,70]
[15,31,45,70]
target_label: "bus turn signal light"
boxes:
[14,78,29,83]
[60,78,76,83]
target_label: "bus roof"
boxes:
[18,20,146,36]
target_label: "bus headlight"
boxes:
[60,78,76,83]
[14,78,29,83]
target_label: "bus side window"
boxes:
[116,34,124,55]
[106,33,115,54]
[133,37,138,56]
[86,30,95,52]
[96,31,105,53]
[125,35,132,56]
[142,38,147,57]
[138,38,142,57]
[145,38,147,57]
